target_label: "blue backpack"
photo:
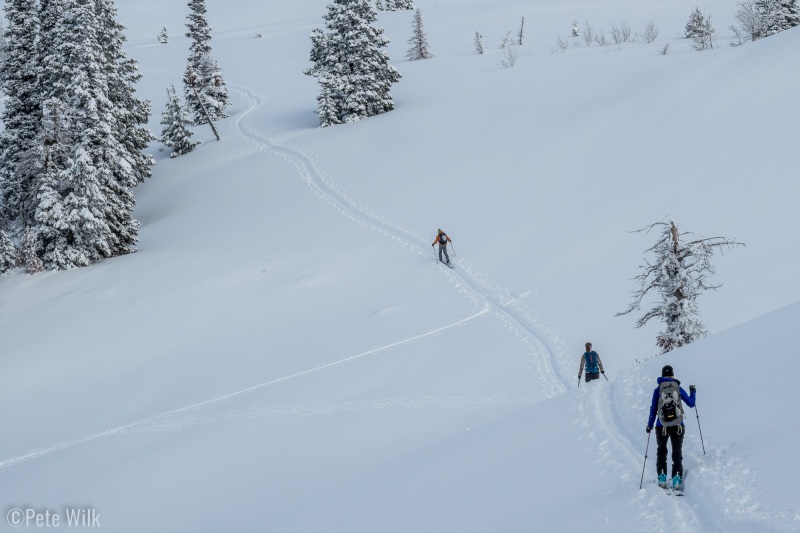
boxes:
[584,351,600,374]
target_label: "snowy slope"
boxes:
[1,0,799,531]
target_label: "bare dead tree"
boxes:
[642,19,659,43]
[617,219,744,354]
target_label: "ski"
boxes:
[673,469,688,496]
[439,261,453,269]
[655,469,687,495]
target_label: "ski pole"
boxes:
[431,244,437,261]
[602,371,609,381]
[450,243,456,256]
[639,431,651,489]
[694,404,706,455]
[577,375,581,388]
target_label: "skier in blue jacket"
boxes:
[646,365,697,489]
[577,342,604,383]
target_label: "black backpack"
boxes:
[438,232,447,245]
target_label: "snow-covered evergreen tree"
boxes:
[17,225,44,274]
[617,220,744,354]
[0,21,7,79]
[304,0,401,127]
[31,0,137,269]
[686,8,716,50]
[757,0,783,35]
[161,85,200,158]
[474,31,485,54]
[780,0,800,28]
[314,74,343,128]
[783,0,800,28]
[0,0,41,231]
[758,0,800,35]
[406,9,433,61]
[183,0,231,126]
[685,7,707,39]
[0,229,16,275]
[95,0,155,187]
[158,25,169,43]
[378,0,413,11]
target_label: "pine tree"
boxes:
[686,9,716,50]
[474,31,485,54]
[783,0,800,29]
[617,220,744,354]
[0,21,8,79]
[757,0,783,35]
[158,25,169,43]
[304,0,401,127]
[685,7,707,39]
[406,9,433,61]
[0,229,16,275]
[95,0,156,187]
[161,85,200,157]
[758,0,800,34]
[183,0,231,126]
[0,0,41,232]
[32,0,134,269]
[315,74,344,128]
[381,0,413,10]
[17,226,44,274]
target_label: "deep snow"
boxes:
[1,0,799,531]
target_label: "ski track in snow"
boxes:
[577,383,705,532]
[575,372,798,532]
[0,308,490,469]
[227,84,571,399]
[0,72,566,473]
[7,70,795,532]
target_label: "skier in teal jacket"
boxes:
[577,342,604,383]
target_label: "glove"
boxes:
[600,370,605,374]
[646,426,652,433]
[689,385,696,392]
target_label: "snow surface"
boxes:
[1,0,799,531]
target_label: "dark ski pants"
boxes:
[584,372,599,383]
[438,244,450,263]
[656,425,685,478]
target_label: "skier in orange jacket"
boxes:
[432,229,452,264]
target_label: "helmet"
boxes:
[662,365,674,377]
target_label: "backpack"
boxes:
[657,380,684,427]
[438,233,448,245]
[584,352,599,374]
